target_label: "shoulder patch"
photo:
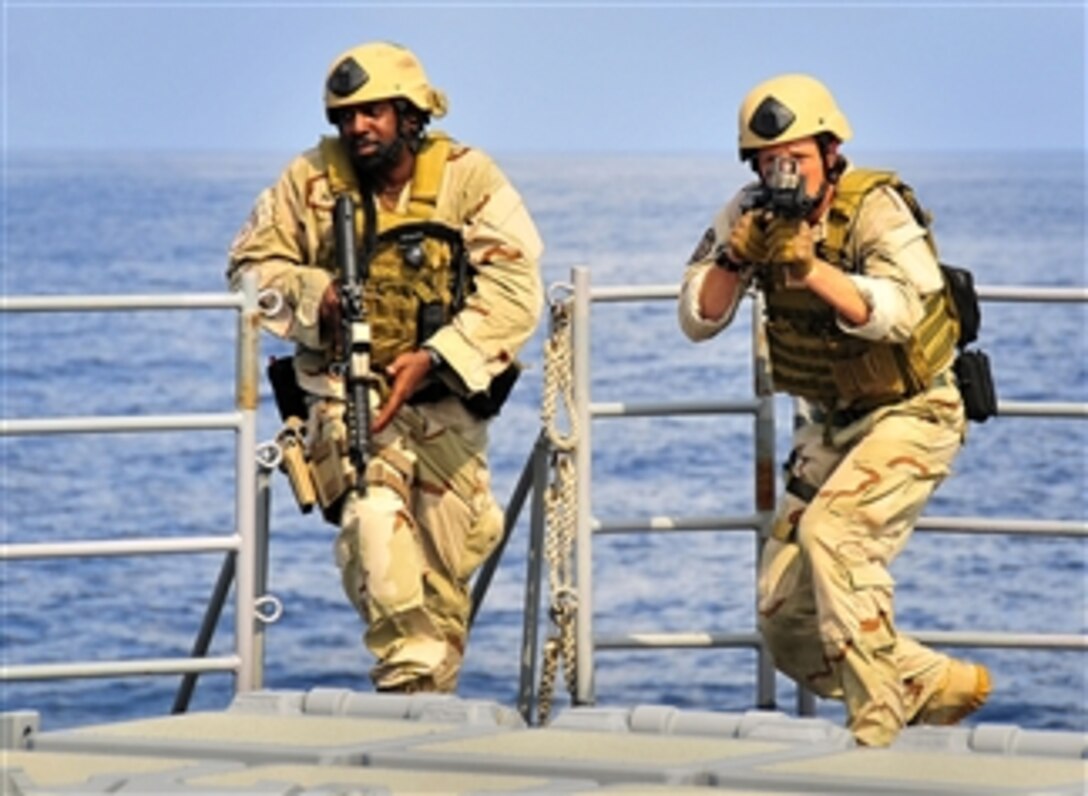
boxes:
[688,226,716,264]
[230,188,275,253]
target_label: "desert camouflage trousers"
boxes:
[757,381,966,747]
[319,394,504,693]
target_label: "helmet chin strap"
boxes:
[804,138,847,221]
[800,180,827,223]
[393,99,429,154]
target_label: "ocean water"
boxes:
[1,149,1085,735]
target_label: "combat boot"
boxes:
[912,660,991,726]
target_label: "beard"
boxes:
[345,134,405,185]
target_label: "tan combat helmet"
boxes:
[324,41,448,123]
[737,73,852,160]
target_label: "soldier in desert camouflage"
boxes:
[228,41,543,693]
[677,74,990,746]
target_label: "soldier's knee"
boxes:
[336,486,424,613]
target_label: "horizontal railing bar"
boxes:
[997,401,1087,418]
[591,399,761,418]
[590,284,678,302]
[585,284,1087,305]
[1,656,241,681]
[0,293,244,312]
[977,286,1088,303]
[596,631,762,649]
[1,413,242,436]
[588,401,1084,421]
[917,516,1087,537]
[593,514,762,534]
[590,514,1084,538]
[596,630,1085,652]
[911,630,1087,651]
[1,535,241,561]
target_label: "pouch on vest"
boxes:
[411,361,521,420]
[463,363,521,420]
[954,350,998,422]
[939,264,997,422]
[940,264,980,347]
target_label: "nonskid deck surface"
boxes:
[2,689,1085,795]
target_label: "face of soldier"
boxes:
[755,137,827,202]
[336,100,406,178]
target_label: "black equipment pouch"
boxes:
[463,363,521,420]
[954,350,998,422]
[941,263,981,347]
[267,356,308,421]
[939,263,997,422]
[409,361,521,420]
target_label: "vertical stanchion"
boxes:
[517,437,550,722]
[751,294,778,709]
[572,267,595,705]
[252,462,273,690]
[234,272,260,693]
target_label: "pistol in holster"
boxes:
[267,356,318,514]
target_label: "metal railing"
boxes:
[2,269,1085,723]
[560,266,1088,713]
[0,273,264,693]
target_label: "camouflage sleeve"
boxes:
[838,185,940,344]
[425,149,544,394]
[225,148,333,350]
[677,192,750,341]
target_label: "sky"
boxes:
[2,1,1086,155]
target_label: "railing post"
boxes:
[751,294,778,709]
[572,266,596,705]
[252,461,274,690]
[517,436,551,722]
[234,272,261,693]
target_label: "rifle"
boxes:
[333,194,373,496]
[740,154,816,220]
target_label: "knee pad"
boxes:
[337,486,425,615]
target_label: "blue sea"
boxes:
[2,149,1085,735]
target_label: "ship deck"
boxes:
[3,687,1085,795]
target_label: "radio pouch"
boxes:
[954,350,997,422]
[941,264,997,422]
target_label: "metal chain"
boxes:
[536,290,580,725]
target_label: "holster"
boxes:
[276,417,317,513]
[267,355,353,522]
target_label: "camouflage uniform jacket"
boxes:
[678,165,943,351]
[227,133,544,399]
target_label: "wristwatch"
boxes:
[423,345,444,371]
[713,246,745,273]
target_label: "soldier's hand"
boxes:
[727,211,770,266]
[318,282,343,352]
[765,218,817,279]
[372,349,433,433]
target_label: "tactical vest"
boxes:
[760,169,960,409]
[320,133,469,371]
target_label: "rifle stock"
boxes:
[333,194,371,496]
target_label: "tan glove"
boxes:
[765,218,817,280]
[727,211,771,266]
